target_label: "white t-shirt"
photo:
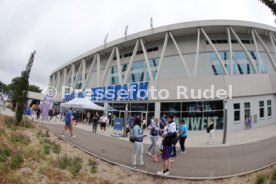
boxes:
[167,121,176,134]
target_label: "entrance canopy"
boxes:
[60,98,104,111]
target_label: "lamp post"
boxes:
[222,100,228,144]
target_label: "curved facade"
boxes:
[49,20,276,131]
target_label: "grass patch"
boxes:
[0,162,8,174]
[4,116,14,128]
[58,155,83,176]
[256,174,268,184]
[0,147,11,162]
[10,152,24,169]
[88,158,97,174]
[0,129,5,136]
[10,133,31,145]
[37,130,50,138]
[52,143,61,154]
[271,170,276,184]
[43,144,51,155]
[68,157,83,176]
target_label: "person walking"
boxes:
[92,112,100,133]
[207,118,215,144]
[147,118,159,156]
[131,118,146,169]
[178,120,188,153]
[60,107,76,138]
[157,114,177,176]
[100,113,109,132]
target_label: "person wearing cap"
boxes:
[157,113,177,176]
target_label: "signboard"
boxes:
[114,118,123,136]
[63,82,149,101]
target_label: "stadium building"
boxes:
[49,20,276,131]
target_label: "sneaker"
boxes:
[60,134,65,137]
[152,155,158,162]
[147,152,152,156]
[71,135,76,138]
[133,165,137,169]
[157,171,164,175]
[163,170,170,175]
[180,151,186,154]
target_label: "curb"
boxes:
[42,124,276,180]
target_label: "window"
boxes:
[267,100,272,117]
[244,102,251,118]
[259,101,265,118]
[234,103,240,121]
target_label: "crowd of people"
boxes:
[128,114,188,175]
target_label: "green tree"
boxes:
[14,51,36,124]
[28,84,42,93]
[260,0,276,15]
[0,81,8,91]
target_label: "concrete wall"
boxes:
[226,94,276,131]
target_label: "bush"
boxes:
[43,144,50,155]
[58,154,71,170]
[52,143,61,154]
[10,152,24,169]
[0,129,5,136]
[0,147,11,162]
[68,157,83,176]
[0,162,8,174]
[4,116,14,128]
[88,159,97,174]
[37,130,50,138]
[271,170,276,184]
[256,174,268,184]
[10,133,31,145]
[58,155,83,176]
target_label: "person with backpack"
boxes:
[147,118,160,156]
[178,120,188,153]
[131,118,146,169]
[157,114,177,176]
[60,107,76,138]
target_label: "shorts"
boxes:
[64,124,72,131]
[100,123,106,128]
[162,146,173,160]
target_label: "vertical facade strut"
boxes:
[156,33,169,80]
[230,27,258,74]
[251,29,261,73]
[81,59,86,89]
[123,39,139,83]
[193,28,200,77]
[70,64,75,89]
[169,32,191,78]
[84,55,97,88]
[116,46,123,84]
[201,28,229,75]
[140,39,154,81]
[96,53,101,87]
[101,47,115,86]
[253,29,276,71]
[227,27,233,75]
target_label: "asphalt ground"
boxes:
[44,123,276,178]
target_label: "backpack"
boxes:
[150,127,158,136]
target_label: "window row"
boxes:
[113,47,159,60]
[206,39,254,45]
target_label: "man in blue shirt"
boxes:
[60,108,76,138]
[178,120,188,153]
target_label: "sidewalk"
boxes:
[1,108,276,147]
